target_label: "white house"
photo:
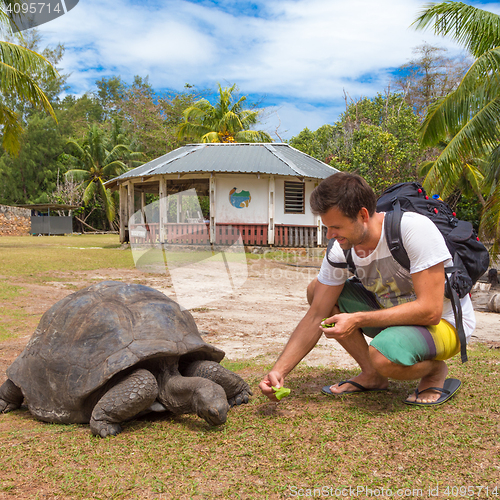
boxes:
[105,143,338,247]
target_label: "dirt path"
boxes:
[1,257,499,385]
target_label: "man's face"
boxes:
[321,206,367,250]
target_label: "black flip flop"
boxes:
[404,378,462,406]
[322,380,388,396]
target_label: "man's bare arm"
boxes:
[322,262,446,340]
[259,281,343,399]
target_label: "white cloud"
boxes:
[40,0,469,93]
[235,0,470,99]
[36,0,499,137]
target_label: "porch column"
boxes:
[315,181,323,247]
[119,183,128,243]
[209,174,216,244]
[140,191,146,221]
[176,192,182,223]
[127,181,135,226]
[159,176,167,243]
[316,215,323,247]
[268,176,275,245]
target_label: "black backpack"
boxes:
[326,181,490,363]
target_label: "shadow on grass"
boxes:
[251,365,470,420]
[127,412,229,435]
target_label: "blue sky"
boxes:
[34,0,500,141]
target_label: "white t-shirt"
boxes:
[318,212,476,341]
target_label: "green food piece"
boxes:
[321,318,335,328]
[272,386,291,400]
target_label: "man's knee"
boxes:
[369,346,396,376]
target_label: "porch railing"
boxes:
[129,222,328,247]
[274,224,323,247]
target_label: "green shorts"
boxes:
[338,279,460,366]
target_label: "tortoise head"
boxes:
[192,382,229,426]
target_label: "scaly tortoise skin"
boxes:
[0,281,251,437]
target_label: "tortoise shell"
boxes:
[7,281,224,422]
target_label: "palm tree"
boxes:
[413,2,500,250]
[178,83,272,143]
[1,3,58,154]
[65,125,140,228]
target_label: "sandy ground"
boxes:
[0,256,499,384]
[185,258,500,366]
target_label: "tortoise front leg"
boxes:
[90,369,158,438]
[182,360,252,407]
[0,379,23,413]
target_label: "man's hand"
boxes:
[320,311,361,340]
[259,370,284,401]
[259,280,344,401]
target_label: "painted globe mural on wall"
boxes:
[229,188,251,208]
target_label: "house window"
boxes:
[284,182,305,214]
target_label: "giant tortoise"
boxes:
[0,281,251,437]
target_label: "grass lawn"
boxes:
[0,235,499,499]
[0,234,134,279]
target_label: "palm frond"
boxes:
[65,139,86,157]
[417,159,434,178]
[96,179,115,224]
[66,140,94,171]
[178,121,212,141]
[420,49,500,147]
[0,41,57,120]
[414,2,500,255]
[463,161,486,196]
[102,160,128,177]
[201,131,221,143]
[104,144,132,166]
[420,153,486,199]
[479,182,500,256]
[65,169,91,183]
[413,1,500,58]
[82,180,97,206]
[220,110,243,134]
[238,109,260,128]
[1,1,24,32]
[182,102,211,121]
[234,130,273,143]
[178,83,270,143]
[485,144,500,187]
[421,96,500,189]
[0,102,22,154]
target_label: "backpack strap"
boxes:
[325,238,356,276]
[384,200,410,270]
[446,280,468,363]
[384,202,468,363]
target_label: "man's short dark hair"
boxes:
[310,172,377,219]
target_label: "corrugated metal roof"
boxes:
[106,143,338,187]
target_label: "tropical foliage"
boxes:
[65,124,142,228]
[1,5,491,238]
[178,83,272,143]
[0,4,58,154]
[0,48,198,229]
[98,76,198,161]
[0,111,65,203]
[394,42,470,118]
[290,93,422,194]
[288,125,335,164]
[413,1,500,253]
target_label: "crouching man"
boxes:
[259,173,474,405]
